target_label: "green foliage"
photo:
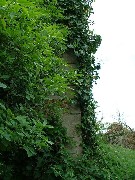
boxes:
[98,142,135,180]
[54,143,135,180]
[57,0,101,150]
[1,0,135,180]
[0,0,75,178]
[48,142,135,180]
[0,102,53,157]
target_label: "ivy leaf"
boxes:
[3,133,11,141]
[1,19,6,29]
[26,93,35,100]
[23,146,36,157]
[1,75,10,80]
[0,82,7,89]
[43,120,47,127]
[22,7,29,17]
[47,140,53,145]
[15,115,28,126]
[0,0,6,5]
[0,102,6,110]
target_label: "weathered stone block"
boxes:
[62,112,82,156]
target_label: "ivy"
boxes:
[57,0,101,149]
[0,0,102,179]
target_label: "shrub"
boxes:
[0,0,75,178]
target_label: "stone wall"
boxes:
[62,106,82,156]
[62,49,82,156]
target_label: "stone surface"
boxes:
[62,49,82,156]
[62,110,82,156]
[63,49,77,65]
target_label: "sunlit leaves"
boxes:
[0,82,7,89]
[0,0,75,177]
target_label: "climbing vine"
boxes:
[0,0,103,179]
[57,0,101,149]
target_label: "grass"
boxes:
[100,142,135,180]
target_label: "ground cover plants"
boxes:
[101,143,135,179]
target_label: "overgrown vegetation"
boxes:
[0,0,76,178]
[1,0,135,179]
[105,121,135,149]
[95,142,135,180]
[57,0,101,149]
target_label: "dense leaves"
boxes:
[0,0,75,178]
[0,0,109,179]
[57,0,101,149]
